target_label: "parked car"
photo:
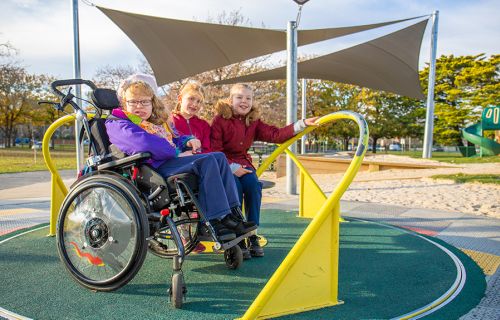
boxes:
[389,143,402,151]
[15,137,30,145]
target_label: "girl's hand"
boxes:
[304,116,320,126]
[234,166,252,177]
[179,151,194,157]
[186,138,201,152]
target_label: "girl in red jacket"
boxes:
[211,83,318,257]
[172,82,211,153]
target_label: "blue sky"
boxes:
[1,0,499,80]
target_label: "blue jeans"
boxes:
[156,152,240,220]
[233,170,262,225]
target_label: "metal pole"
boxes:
[422,11,439,159]
[72,0,84,172]
[301,78,307,154]
[286,21,298,195]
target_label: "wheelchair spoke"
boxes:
[61,186,140,282]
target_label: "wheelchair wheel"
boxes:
[169,272,186,308]
[56,174,148,291]
[224,245,243,269]
[148,212,200,258]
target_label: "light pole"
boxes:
[286,19,298,195]
[286,0,310,194]
[72,0,84,172]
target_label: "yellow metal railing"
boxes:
[241,111,369,319]
[42,114,76,236]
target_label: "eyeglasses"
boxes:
[126,99,152,107]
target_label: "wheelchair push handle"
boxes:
[50,79,98,114]
[50,79,97,98]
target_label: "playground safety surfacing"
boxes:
[0,209,486,320]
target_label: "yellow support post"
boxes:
[243,111,368,319]
[42,115,75,236]
[285,149,326,218]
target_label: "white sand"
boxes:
[261,155,500,219]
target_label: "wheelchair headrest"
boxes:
[91,88,120,110]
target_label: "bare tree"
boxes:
[0,63,48,147]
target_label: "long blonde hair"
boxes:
[173,81,205,114]
[215,83,261,126]
[119,80,175,134]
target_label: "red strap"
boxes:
[132,166,138,180]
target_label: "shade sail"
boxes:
[210,19,429,100]
[298,15,426,46]
[97,6,423,86]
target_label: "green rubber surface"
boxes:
[0,211,485,319]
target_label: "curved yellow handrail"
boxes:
[42,114,76,236]
[241,111,369,320]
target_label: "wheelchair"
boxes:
[47,79,255,308]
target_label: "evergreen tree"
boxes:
[420,54,500,146]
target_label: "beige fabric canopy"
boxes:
[211,20,429,99]
[97,6,423,87]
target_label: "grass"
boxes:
[1,147,498,174]
[0,148,77,174]
[376,151,500,164]
[430,173,500,185]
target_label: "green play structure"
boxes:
[461,105,500,157]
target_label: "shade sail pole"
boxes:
[422,10,439,159]
[72,0,84,172]
[286,20,298,195]
[301,78,307,154]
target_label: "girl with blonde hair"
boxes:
[172,81,211,152]
[211,83,318,257]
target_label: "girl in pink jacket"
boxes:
[172,82,211,153]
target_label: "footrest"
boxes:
[220,230,257,251]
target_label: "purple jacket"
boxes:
[105,108,193,168]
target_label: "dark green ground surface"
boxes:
[0,210,485,319]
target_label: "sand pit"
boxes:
[261,155,500,219]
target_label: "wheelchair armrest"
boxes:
[97,152,151,170]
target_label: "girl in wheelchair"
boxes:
[50,77,254,308]
[107,74,256,241]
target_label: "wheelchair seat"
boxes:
[166,173,199,193]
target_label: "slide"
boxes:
[461,122,500,156]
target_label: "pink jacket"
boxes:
[172,113,211,152]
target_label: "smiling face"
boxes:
[178,91,203,119]
[124,85,153,121]
[230,87,253,117]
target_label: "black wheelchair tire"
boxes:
[224,245,243,269]
[56,174,148,292]
[170,272,185,308]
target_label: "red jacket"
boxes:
[172,113,211,152]
[211,115,295,169]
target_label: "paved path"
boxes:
[1,171,498,319]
